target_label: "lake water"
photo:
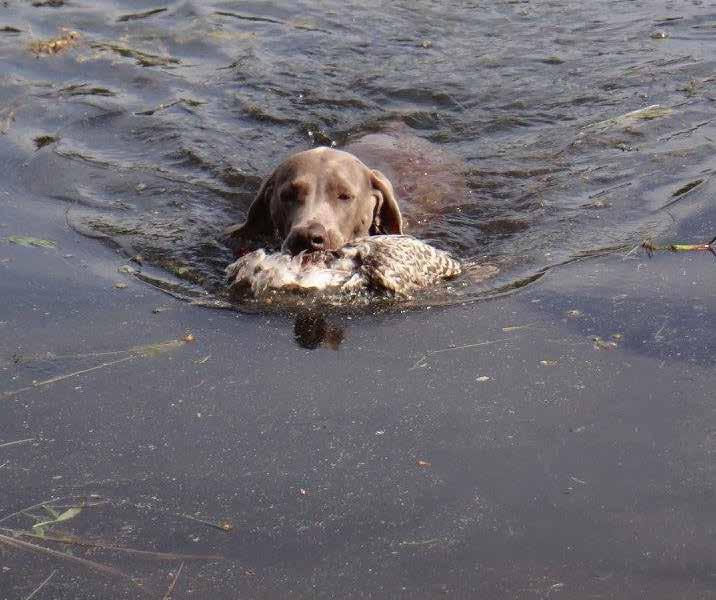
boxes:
[2,0,714,302]
[1,2,716,598]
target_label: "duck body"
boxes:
[226,235,461,299]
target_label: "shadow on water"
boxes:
[293,311,345,350]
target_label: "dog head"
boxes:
[225,147,403,255]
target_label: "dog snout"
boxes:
[284,222,329,255]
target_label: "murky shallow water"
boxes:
[1,0,714,308]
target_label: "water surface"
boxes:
[2,0,714,302]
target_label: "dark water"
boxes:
[1,0,714,303]
[2,2,716,599]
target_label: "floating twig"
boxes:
[23,569,57,600]
[659,119,713,143]
[0,438,35,449]
[398,538,442,547]
[410,336,518,370]
[642,236,716,257]
[501,323,536,332]
[3,337,193,398]
[2,356,135,398]
[588,181,631,199]
[117,7,168,22]
[162,562,184,600]
[135,97,205,116]
[0,528,223,561]
[175,513,234,532]
[0,533,129,578]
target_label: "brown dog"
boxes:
[225,147,403,256]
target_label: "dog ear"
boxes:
[369,169,403,235]
[224,172,277,246]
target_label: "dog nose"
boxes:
[285,223,329,254]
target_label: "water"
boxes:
[1,4,716,597]
[2,0,714,305]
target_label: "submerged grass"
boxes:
[2,336,195,398]
[0,495,223,586]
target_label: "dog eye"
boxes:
[338,192,352,201]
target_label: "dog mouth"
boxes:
[281,228,345,256]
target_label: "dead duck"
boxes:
[226,235,462,299]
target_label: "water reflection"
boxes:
[293,311,345,350]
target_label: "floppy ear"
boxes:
[369,169,403,235]
[224,172,277,244]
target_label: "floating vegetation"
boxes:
[660,178,708,209]
[29,30,80,56]
[6,236,56,249]
[583,104,673,133]
[56,83,115,97]
[29,506,84,538]
[116,7,168,22]
[91,42,180,67]
[135,97,205,116]
[671,179,704,198]
[33,135,58,150]
[0,494,223,583]
[641,236,716,256]
[2,336,195,397]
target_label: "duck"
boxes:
[226,235,462,299]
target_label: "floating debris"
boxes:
[2,336,194,397]
[0,438,35,449]
[135,97,205,116]
[582,104,673,133]
[31,506,83,537]
[56,83,115,97]
[592,336,619,351]
[91,42,180,67]
[116,7,168,22]
[33,135,59,149]
[671,179,704,198]
[6,236,56,249]
[29,30,80,56]
[641,235,716,256]
[162,562,185,600]
[0,533,128,578]
[501,323,535,332]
